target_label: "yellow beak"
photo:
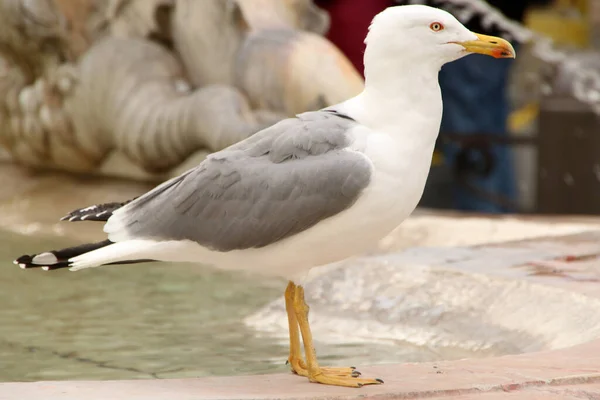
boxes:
[455,33,516,59]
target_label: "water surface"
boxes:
[0,229,289,381]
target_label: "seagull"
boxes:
[14,5,515,388]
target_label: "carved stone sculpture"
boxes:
[0,0,363,180]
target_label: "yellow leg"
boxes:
[292,283,384,388]
[285,282,356,377]
[285,281,307,375]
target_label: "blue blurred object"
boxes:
[438,52,517,213]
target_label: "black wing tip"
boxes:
[59,200,135,223]
[14,253,70,271]
[60,210,82,222]
[59,214,88,222]
[14,260,71,271]
[59,210,98,222]
[14,254,32,264]
[15,240,114,271]
[14,255,33,269]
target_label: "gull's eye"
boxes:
[429,22,444,32]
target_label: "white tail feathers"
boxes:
[68,239,166,271]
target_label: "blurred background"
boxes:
[1,0,600,384]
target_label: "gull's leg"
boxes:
[285,281,308,375]
[285,282,353,377]
[292,284,384,387]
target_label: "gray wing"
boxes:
[105,110,372,251]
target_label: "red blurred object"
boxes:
[315,0,393,77]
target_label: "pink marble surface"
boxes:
[2,339,600,400]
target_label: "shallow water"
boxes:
[0,229,448,382]
[0,229,291,381]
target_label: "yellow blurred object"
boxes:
[431,150,444,166]
[524,0,589,47]
[509,0,590,132]
[560,0,588,14]
[509,102,540,132]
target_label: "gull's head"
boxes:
[365,5,515,70]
